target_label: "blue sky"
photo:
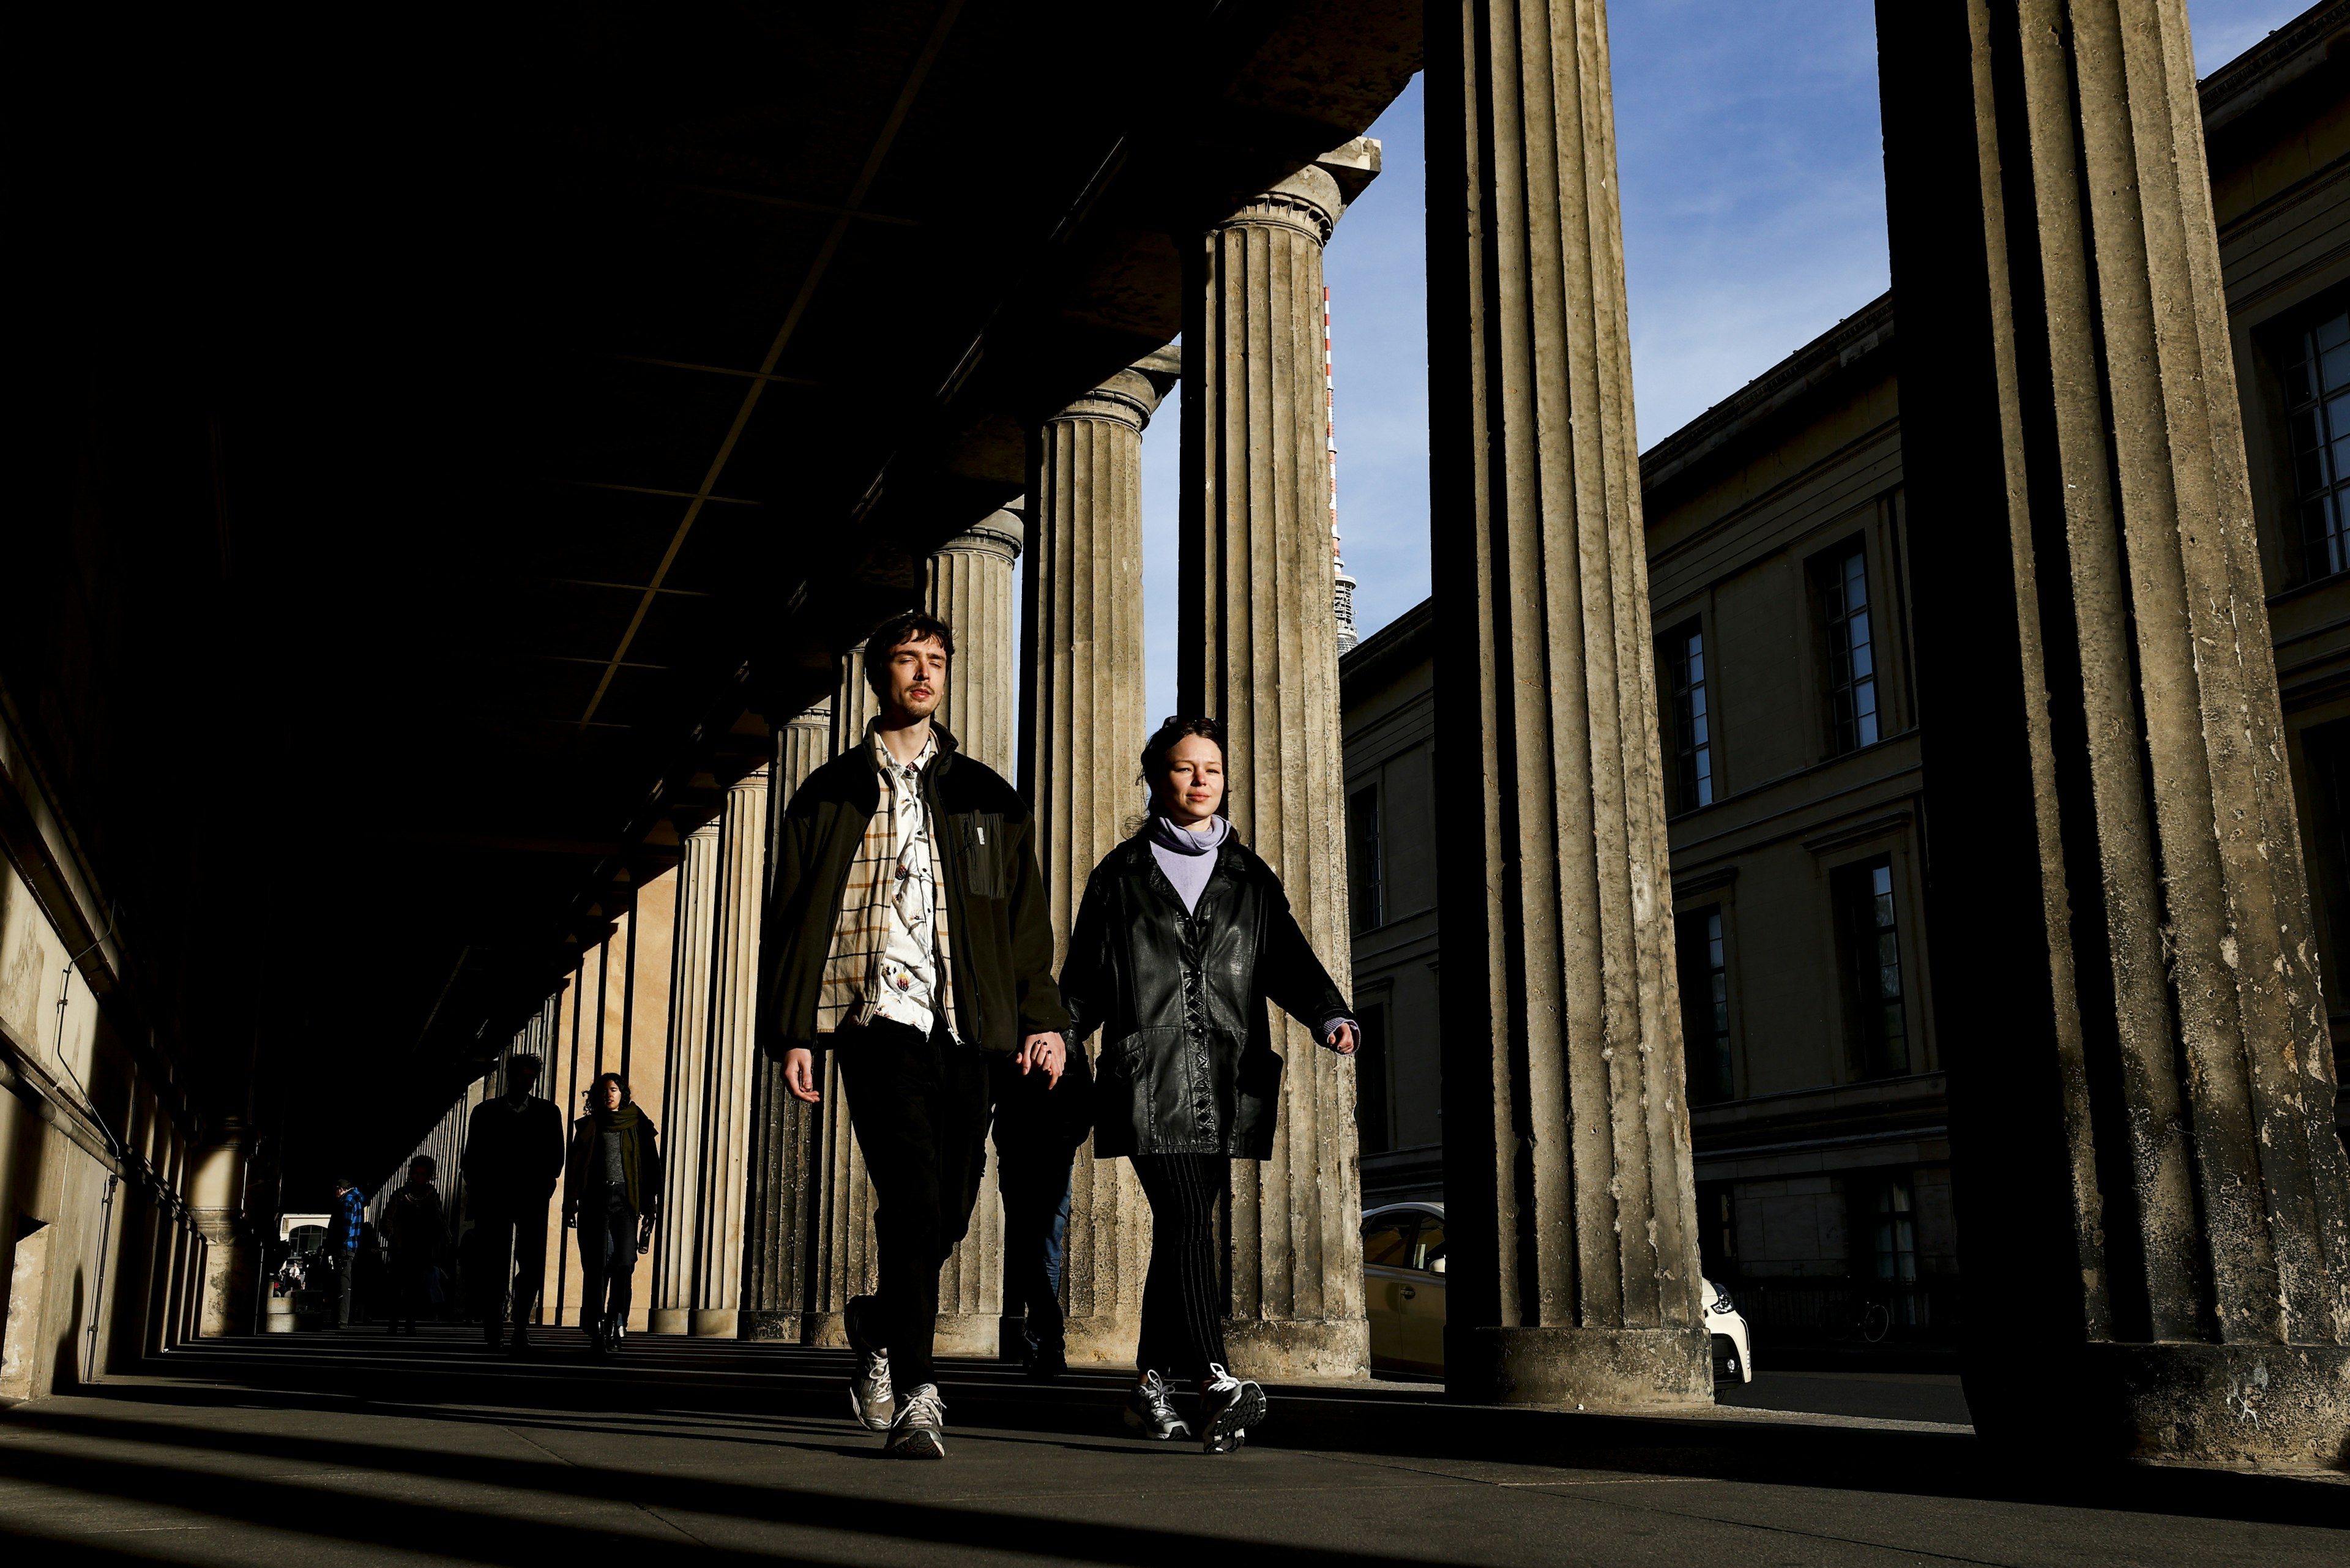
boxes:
[1136,0,2308,720]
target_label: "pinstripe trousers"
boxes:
[1130,1153,1230,1381]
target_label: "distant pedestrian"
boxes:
[991,1041,1092,1379]
[564,1072,662,1354]
[327,1178,367,1328]
[764,609,1070,1458]
[382,1157,449,1334]
[1059,716,1358,1454]
[461,1055,565,1355]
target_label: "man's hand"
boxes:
[785,1047,821,1103]
[637,1217,655,1256]
[1019,1031,1066,1088]
[564,1211,579,1230]
[1327,1021,1359,1056]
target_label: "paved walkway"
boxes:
[0,1331,2339,1566]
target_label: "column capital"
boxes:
[1048,346,1181,434]
[1208,138,1379,247]
[936,503,1024,564]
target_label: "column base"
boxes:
[647,1309,691,1336]
[1063,1314,1141,1370]
[739,1310,802,1343]
[1447,1324,1713,1411]
[1223,1315,1369,1383]
[688,1309,739,1339]
[1968,1341,2350,1469]
[791,1310,1006,1358]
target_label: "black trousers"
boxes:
[1131,1153,1231,1382]
[990,1052,1088,1352]
[578,1186,640,1328]
[835,1015,990,1390]
[387,1260,434,1330]
[472,1201,549,1327]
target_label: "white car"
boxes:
[1704,1275,1753,1384]
[1363,1201,1755,1387]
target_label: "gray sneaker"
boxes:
[1122,1371,1192,1441]
[884,1382,947,1458]
[845,1296,894,1431]
[1197,1363,1264,1454]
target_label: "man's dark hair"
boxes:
[1138,714,1225,785]
[586,1071,630,1107]
[408,1155,437,1178]
[861,610,956,694]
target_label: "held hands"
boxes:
[637,1217,655,1256]
[1019,1031,1066,1088]
[784,1047,820,1104]
[1326,1021,1359,1056]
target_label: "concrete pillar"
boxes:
[188,1119,255,1338]
[741,705,834,1341]
[649,820,722,1335]
[1423,1,1710,1411]
[1179,162,1369,1381]
[1877,0,2350,1465]
[1025,351,1177,1365]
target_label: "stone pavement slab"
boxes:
[0,1332,2338,1567]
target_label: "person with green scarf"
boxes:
[564,1072,663,1354]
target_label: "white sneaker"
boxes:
[1197,1362,1264,1454]
[884,1382,947,1458]
[846,1295,895,1430]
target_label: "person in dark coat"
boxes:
[327,1179,366,1328]
[1059,715,1357,1455]
[564,1072,662,1353]
[461,1054,565,1354]
[381,1156,449,1333]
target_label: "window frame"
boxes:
[1657,614,1718,815]
[2278,293,2350,585]
[1831,854,1912,1081]
[1346,781,1384,933]
[1813,538,1882,756]
[1675,902,1734,1105]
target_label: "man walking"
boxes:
[767,608,1068,1458]
[327,1178,366,1328]
[461,1054,565,1354]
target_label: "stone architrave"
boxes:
[1025,349,1178,1366]
[1179,158,1372,1380]
[1876,0,2350,1465]
[740,703,835,1342]
[649,821,722,1335]
[1423,1,1710,1411]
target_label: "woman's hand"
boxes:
[1327,1021,1359,1056]
[784,1047,821,1103]
[1020,1031,1066,1087]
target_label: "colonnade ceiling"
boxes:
[20,0,1419,1187]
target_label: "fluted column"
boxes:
[1878,0,2350,1465]
[1026,350,1177,1365]
[649,820,722,1334]
[682,767,767,1336]
[929,509,1023,774]
[188,1119,255,1338]
[1179,160,1368,1380]
[741,704,834,1340]
[1424,1,1709,1411]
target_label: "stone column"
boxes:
[188,1119,255,1338]
[684,767,767,1336]
[928,509,1023,774]
[1179,159,1369,1381]
[1423,1,1710,1411]
[742,704,834,1342]
[649,820,722,1335]
[1025,350,1178,1365]
[1876,0,2350,1465]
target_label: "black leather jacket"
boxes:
[1060,830,1352,1160]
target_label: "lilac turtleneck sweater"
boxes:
[1146,811,1228,912]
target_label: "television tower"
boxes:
[1327,284,1359,652]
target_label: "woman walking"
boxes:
[1059,716,1358,1454]
[381,1156,449,1334]
[564,1072,663,1354]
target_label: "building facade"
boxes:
[1343,5,2350,1346]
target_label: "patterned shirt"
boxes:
[815,722,958,1039]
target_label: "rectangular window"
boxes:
[2287,304,2350,581]
[1353,1002,1391,1155]
[1819,545,1880,753]
[1662,622,1715,813]
[1347,785,1384,933]
[1695,1180,1739,1281]
[1675,906,1733,1103]
[1833,859,1910,1079]
[1868,1173,1919,1283]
